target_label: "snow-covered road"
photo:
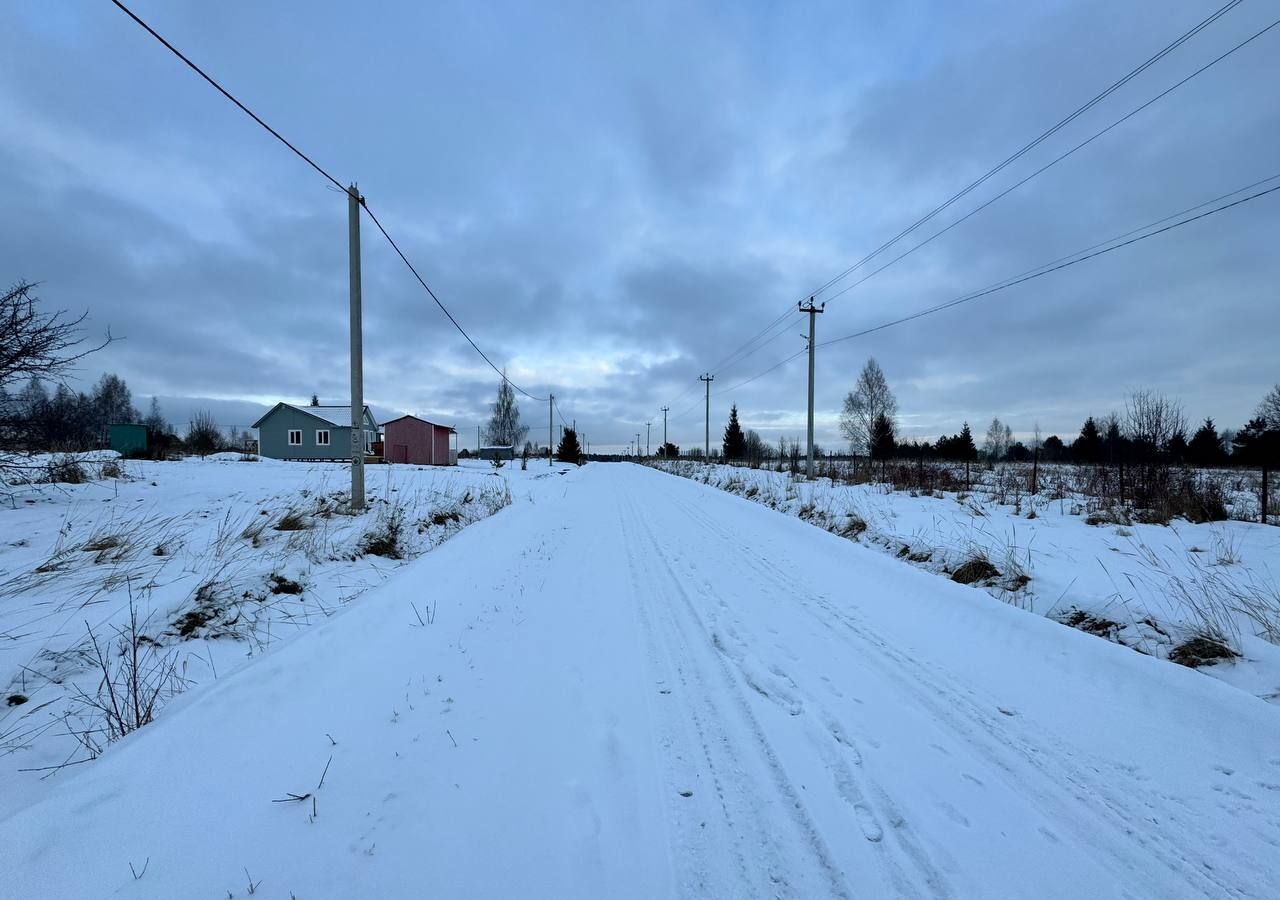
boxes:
[4,463,1279,899]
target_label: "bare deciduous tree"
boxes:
[839,358,897,458]
[187,411,222,457]
[1258,384,1280,430]
[482,372,528,449]
[1,281,111,392]
[984,417,1009,461]
[1125,389,1187,457]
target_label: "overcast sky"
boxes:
[2,0,1277,453]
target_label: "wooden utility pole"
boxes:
[799,298,824,479]
[700,374,714,460]
[661,406,669,454]
[549,393,554,466]
[348,184,365,511]
[646,422,651,457]
[636,432,641,459]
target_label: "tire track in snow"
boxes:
[658,493,954,898]
[663,479,1264,898]
[615,491,760,899]
[617,488,857,900]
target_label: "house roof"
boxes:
[382,414,456,433]
[252,403,377,429]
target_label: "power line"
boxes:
[806,0,1247,302]
[690,173,1280,421]
[107,0,345,193]
[817,179,1280,349]
[109,0,548,403]
[358,204,546,400]
[672,0,1246,399]
[818,14,1280,309]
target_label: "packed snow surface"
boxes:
[2,463,1278,899]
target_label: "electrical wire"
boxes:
[817,179,1280,349]
[806,0,1247,302]
[109,0,548,403]
[668,0,1247,402]
[817,15,1280,309]
[672,173,1280,431]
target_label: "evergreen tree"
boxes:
[1074,416,1102,464]
[1233,417,1278,466]
[1102,414,1124,464]
[1187,418,1225,466]
[556,427,582,464]
[722,404,745,460]
[658,442,679,458]
[558,427,583,466]
[1042,435,1066,462]
[310,393,320,406]
[870,412,896,461]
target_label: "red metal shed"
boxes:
[383,415,457,466]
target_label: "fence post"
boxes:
[1263,461,1270,525]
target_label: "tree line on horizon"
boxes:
[701,357,1279,470]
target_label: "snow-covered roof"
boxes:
[253,403,376,429]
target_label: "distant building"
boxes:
[108,423,148,456]
[477,445,516,462]
[383,415,457,466]
[252,403,379,461]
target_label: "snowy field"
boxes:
[2,461,1278,899]
[651,460,1280,703]
[0,454,516,818]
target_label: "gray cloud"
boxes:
[1,0,1276,453]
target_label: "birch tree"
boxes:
[839,358,897,458]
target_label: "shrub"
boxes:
[1168,636,1238,668]
[45,455,86,484]
[360,506,405,559]
[72,598,184,745]
[268,574,303,595]
[951,555,1000,585]
[273,509,309,532]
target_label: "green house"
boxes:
[252,403,379,461]
[108,423,148,456]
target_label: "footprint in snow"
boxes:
[853,803,884,842]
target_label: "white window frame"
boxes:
[315,429,330,447]
[287,429,302,446]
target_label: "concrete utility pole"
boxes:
[661,406,669,453]
[348,184,365,511]
[700,373,714,460]
[636,432,641,459]
[799,298,824,479]
[549,393,554,466]
[645,422,651,457]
